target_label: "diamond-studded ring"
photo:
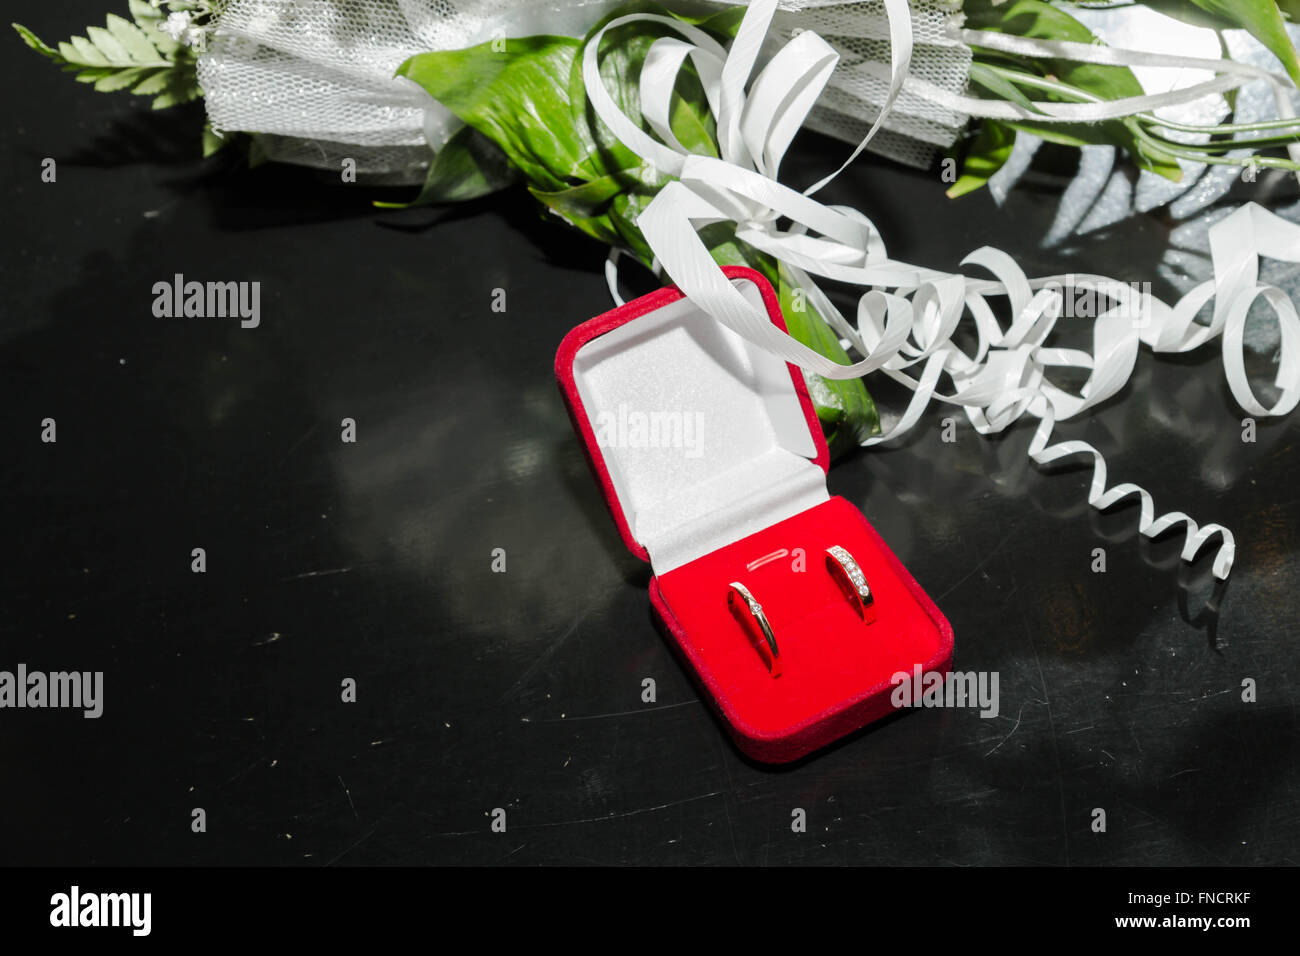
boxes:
[826,545,876,624]
[727,581,782,677]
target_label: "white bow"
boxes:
[582,0,1300,580]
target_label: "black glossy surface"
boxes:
[3,5,1298,866]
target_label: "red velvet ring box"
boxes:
[556,267,953,763]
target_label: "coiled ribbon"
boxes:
[583,0,1300,580]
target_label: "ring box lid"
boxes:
[555,267,830,574]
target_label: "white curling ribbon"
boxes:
[584,0,1300,580]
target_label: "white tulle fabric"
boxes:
[196,0,973,180]
[591,0,1300,580]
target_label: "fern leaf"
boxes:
[94,66,150,92]
[131,69,173,96]
[151,83,201,110]
[13,5,200,109]
[12,22,58,59]
[67,35,111,66]
[105,13,162,63]
[84,25,131,64]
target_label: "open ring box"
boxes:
[556,267,953,763]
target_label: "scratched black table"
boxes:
[3,4,1298,867]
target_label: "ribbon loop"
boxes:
[581,0,1300,581]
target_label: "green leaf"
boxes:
[668,80,719,157]
[964,0,1147,101]
[948,120,1016,198]
[1217,30,1239,114]
[395,2,734,261]
[1144,0,1300,87]
[131,69,173,96]
[699,222,771,273]
[149,80,200,110]
[568,11,661,180]
[531,173,629,220]
[247,135,271,169]
[13,8,198,108]
[396,37,589,192]
[105,12,161,63]
[375,124,518,208]
[567,2,728,179]
[12,22,57,58]
[67,35,110,66]
[202,122,227,158]
[530,182,625,245]
[551,1,734,259]
[968,62,1044,114]
[682,4,748,38]
[72,68,115,84]
[84,25,130,64]
[964,0,1183,180]
[127,0,161,23]
[128,0,179,57]
[1123,117,1184,181]
[775,261,879,455]
[607,189,659,265]
[1194,0,1300,88]
[995,116,1182,180]
[1138,0,1240,30]
[93,66,148,91]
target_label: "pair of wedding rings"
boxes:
[727,546,875,677]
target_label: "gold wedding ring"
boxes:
[826,545,876,623]
[727,581,782,677]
